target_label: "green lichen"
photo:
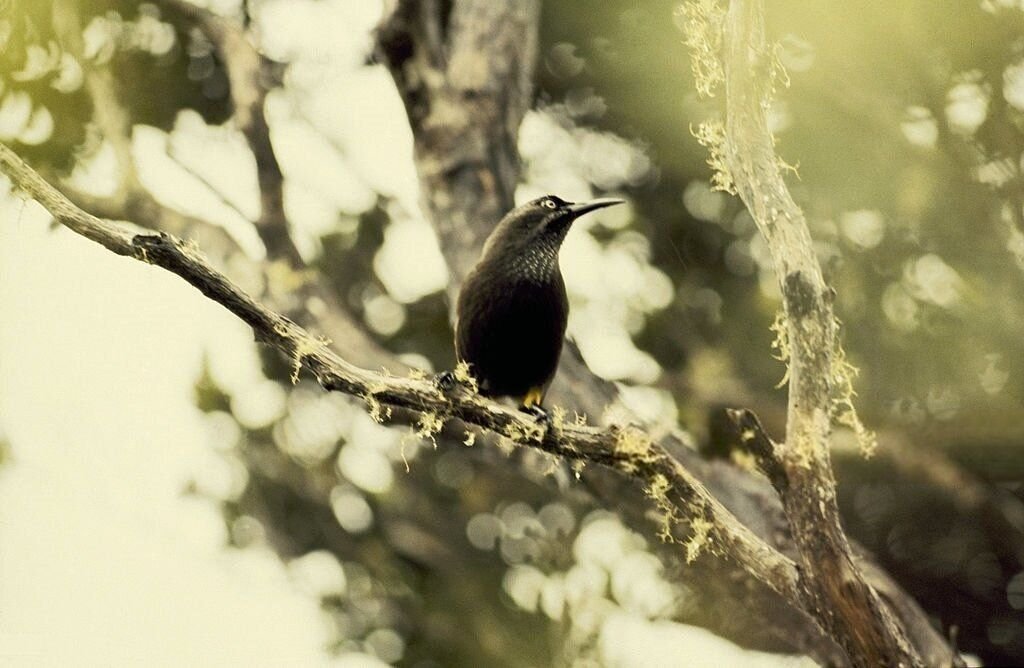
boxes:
[416,411,444,447]
[399,432,414,473]
[772,309,877,459]
[287,334,331,384]
[504,414,545,445]
[685,515,714,563]
[453,359,479,394]
[777,156,801,179]
[769,310,791,389]
[642,471,715,561]
[644,474,677,543]
[550,405,568,430]
[363,384,392,424]
[830,325,878,459]
[678,0,726,98]
[691,121,735,194]
[614,425,654,460]
[768,41,792,98]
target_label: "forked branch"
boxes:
[715,0,926,665]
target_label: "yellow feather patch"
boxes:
[521,386,545,408]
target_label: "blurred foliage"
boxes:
[190,362,571,666]
[541,0,1024,451]
[537,1,1024,661]
[0,0,230,169]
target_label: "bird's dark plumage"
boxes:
[454,195,623,411]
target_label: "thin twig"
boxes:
[165,147,254,225]
[159,0,300,266]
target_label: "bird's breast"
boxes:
[455,260,569,397]
[457,268,568,341]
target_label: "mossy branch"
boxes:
[687,0,928,664]
[0,140,804,611]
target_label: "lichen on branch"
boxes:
[0,139,806,619]
[685,0,924,665]
[677,0,727,98]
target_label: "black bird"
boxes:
[450,194,624,416]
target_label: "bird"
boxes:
[443,194,624,418]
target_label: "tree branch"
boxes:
[730,411,968,668]
[690,0,954,664]
[717,1,926,664]
[0,140,805,614]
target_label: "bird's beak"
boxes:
[566,197,625,218]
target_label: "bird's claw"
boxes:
[520,403,551,427]
[434,370,457,392]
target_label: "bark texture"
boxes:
[719,1,932,664]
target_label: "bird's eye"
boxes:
[542,199,557,209]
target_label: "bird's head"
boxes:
[482,195,624,259]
